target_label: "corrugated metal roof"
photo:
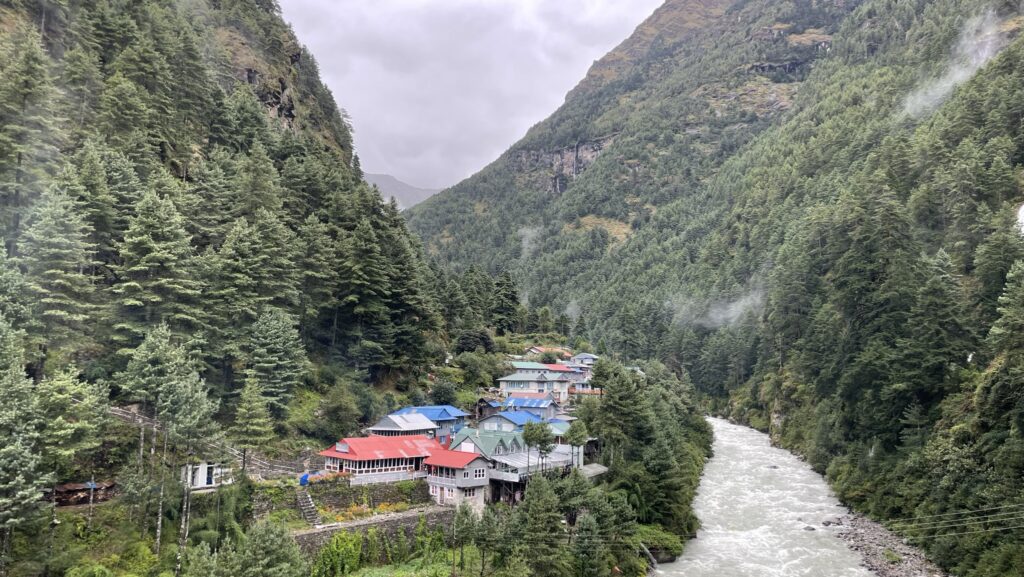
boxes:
[392,405,469,421]
[491,445,573,471]
[503,397,553,408]
[368,413,438,432]
[424,449,485,468]
[319,435,442,461]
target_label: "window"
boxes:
[446,487,454,497]
[474,468,486,479]
[463,471,470,478]
[464,488,476,498]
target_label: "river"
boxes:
[657,417,875,577]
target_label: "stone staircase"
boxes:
[296,488,322,527]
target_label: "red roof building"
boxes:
[320,435,443,482]
[423,449,490,511]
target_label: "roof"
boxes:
[543,364,579,373]
[507,392,553,400]
[320,435,442,461]
[498,371,570,383]
[492,444,573,473]
[392,405,469,422]
[503,397,554,409]
[510,361,550,371]
[450,428,523,458]
[368,413,438,432]
[548,421,571,435]
[424,449,483,468]
[527,346,571,355]
[572,353,600,360]
[485,411,544,426]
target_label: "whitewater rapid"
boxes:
[657,417,875,577]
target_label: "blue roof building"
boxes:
[479,410,545,432]
[392,405,469,444]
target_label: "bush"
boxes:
[635,524,684,558]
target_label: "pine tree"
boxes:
[17,182,97,362]
[247,308,307,416]
[512,476,568,577]
[97,72,152,158]
[988,261,1024,355]
[242,521,307,577]
[335,219,390,365]
[248,208,300,310]
[0,315,46,576]
[0,23,59,250]
[572,513,609,577]
[183,149,238,249]
[59,43,103,145]
[118,325,196,419]
[227,375,275,474]
[223,85,269,153]
[235,141,282,216]
[112,190,202,352]
[0,252,31,333]
[102,148,144,241]
[295,215,338,335]
[73,142,118,267]
[491,272,519,335]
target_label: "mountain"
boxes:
[364,173,439,209]
[409,0,1024,574]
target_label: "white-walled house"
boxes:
[497,371,572,403]
[319,435,442,485]
[424,450,490,512]
[182,462,232,490]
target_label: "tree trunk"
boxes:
[154,431,169,555]
[0,527,10,577]
[174,444,193,577]
[44,480,57,577]
[87,473,95,532]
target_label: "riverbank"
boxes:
[835,514,948,577]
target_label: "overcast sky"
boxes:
[279,0,663,190]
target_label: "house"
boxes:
[544,363,587,383]
[507,391,557,402]
[474,398,504,420]
[570,352,599,366]
[501,396,560,420]
[319,435,442,485]
[450,428,525,458]
[525,346,571,359]
[367,413,439,438]
[424,449,490,511]
[497,371,572,403]
[182,462,232,491]
[391,405,469,445]
[478,410,546,432]
[547,420,571,444]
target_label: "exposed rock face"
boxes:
[509,135,616,193]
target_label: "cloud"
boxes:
[279,0,663,189]
[667,289,765,329]
[517,226,542,257]
[903,9,1008,117]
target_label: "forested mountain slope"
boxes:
[410,0,1024,574]
[0,0,440,387]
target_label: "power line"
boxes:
[887,503,1024,524]
[893,510,1024,531]
[928,522,1024,539]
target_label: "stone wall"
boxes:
[292,506,454,555]
[251,478,432,520]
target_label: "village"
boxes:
[181,347,607,519]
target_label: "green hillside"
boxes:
[409,0,1024,574]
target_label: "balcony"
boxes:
[427,475,488,488]
[349,470,427,486]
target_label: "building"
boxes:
[391,405,468,445]
[525,346,572,359]
[319,435,442,485]
[367,413,439,438]
[570,353,599,366]
[423,449,490,511]
[501,396,560,420]
[479,410,544,432]
[181,462,232,491]
[497,371,572,403]
[450,428,525,458]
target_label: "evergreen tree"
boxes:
[512,476,568,577]
[184,149,237,249]
[58,44,103,145]
[246,308,307,416]
[988,261,1024,355]
[17,182,97,362]
[0,252,31,333]
[0,315,46,575]
[241,521,307,577]
[572,513,609,577]
[295,215,337,336]
[0,23,58,250]
[491,272,519,335]
[235,141,281,216]
[112,190,202,352]
[73,142,118,267]
[227,375,275,474]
